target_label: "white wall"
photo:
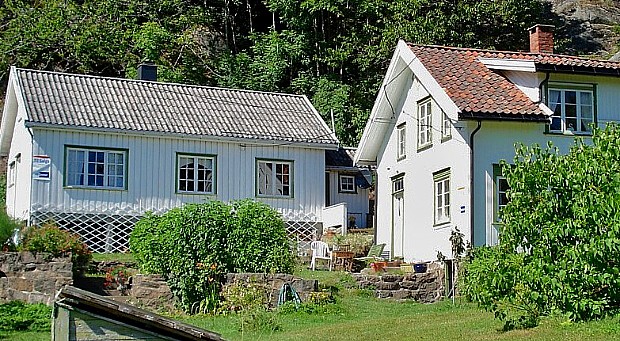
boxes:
[326,170,370,228]
[375,73,472,262]
[29,128,327,223]
[5,91,33,222]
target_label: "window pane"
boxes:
[565,91,576,104]
[566,118,577,131]
[580,92,592,106]
[581,105,593,119]
[581,119,593,132]
[550,117,561,131]
[565,104,576,117]
[499,179,509,192]
[549,90,561,104]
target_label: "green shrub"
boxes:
[0,210,21,250]
[462,124,620,329]
[0,301,51,332]
[21,222,92,275]
[228,200,295,274]
[130,200,295,313]
[331,233,373,257]
[220,279,270,313]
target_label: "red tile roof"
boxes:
[408,44,620,121]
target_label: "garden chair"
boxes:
[310,241,333,271]
[354,243,386,262]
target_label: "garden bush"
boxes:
[21,222,92,275]
[0,210,21,250]
[462,124,620,329]
[228,200,295,274]
[129,199,295,313]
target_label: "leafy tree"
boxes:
[462,124,620,329]
[0,0,551,145]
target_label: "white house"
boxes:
[355,25,620,261]
[325,147,373,229]
[0,65,339,252]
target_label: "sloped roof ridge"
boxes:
[406,43,620,65]
[14,67,307,99]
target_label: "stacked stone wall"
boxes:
[0,252,73,305]
[353,262,444,303]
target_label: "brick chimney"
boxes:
[529,24,554,54]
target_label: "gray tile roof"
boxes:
[15,68,339,146]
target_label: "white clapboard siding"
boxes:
[29,128,326,222]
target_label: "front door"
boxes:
[391,176,405,259]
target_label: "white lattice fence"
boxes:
[31,211,141,253]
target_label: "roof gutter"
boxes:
[469,120,482,247]
[24,122,340,150]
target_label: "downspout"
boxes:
[372,166,378,245]
[469,120,482,246]
[537,72,550,104]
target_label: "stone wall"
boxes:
[224,273,318,307]
[128,274,176,312]
[353,262,444,303]
[0,252,73,305]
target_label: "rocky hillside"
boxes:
[547,0,620,58]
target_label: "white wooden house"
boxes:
[0,65,339,252]
[324,147,372,230]
[355,25,620,261]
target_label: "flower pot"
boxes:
[414,263,427,273]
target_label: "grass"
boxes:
[0,331,49,341]
[180,270,620,341]
[7,267,620,341]
[91,252,136,263]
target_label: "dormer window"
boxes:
[548,86,595,134]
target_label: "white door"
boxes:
[391,191,404,259]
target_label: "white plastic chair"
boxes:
[310,241,333,271]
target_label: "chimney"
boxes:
[137,62,157,81]
[529,24,554,54]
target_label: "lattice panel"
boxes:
[31,211,141,253]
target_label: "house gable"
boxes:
[354,40,459,166]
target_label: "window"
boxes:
[418,99,432,148]
[393,176,404,194]
[397,124,406,159]
[433,169,450,225]
[442,111,451,140]
[66,147,126,189]
[493,164,510,222]
[257,160,292,197]
[178,154,215,194]
[548,87,594,133]
[339,175,356,193]
[8,161,15,187]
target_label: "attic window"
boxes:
[547,85,595,134]
[418,99,432,149]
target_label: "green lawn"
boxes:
[0,331,49,341]
[91,252,136,263]
[181,293,620,341]
[6,268,620,341]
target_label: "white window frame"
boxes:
[433,169,450,226]
[495,175,509,223]
[339,174,356,193]
[177,154,216,194]
[548,86,594,134]
[397,123,406,160]
[441,111,451,140]
[8,161,15,187]
[65,147,127,189]
[257,159,293,198]
[393,176,404,194]
[418,99,432,148]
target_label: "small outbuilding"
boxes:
[53,286,224,341]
